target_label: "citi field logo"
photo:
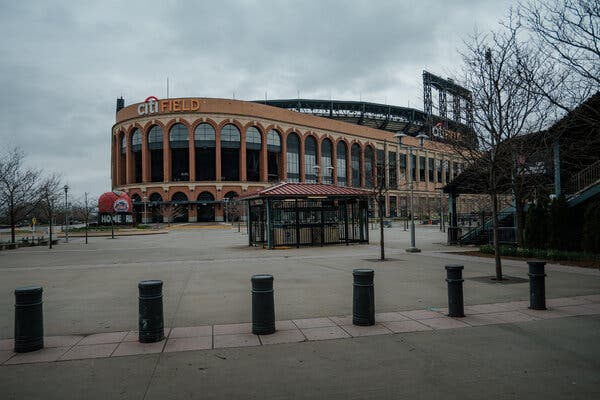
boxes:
[137,96,160,115]
[137,96,201,115]
[113,198,130,213]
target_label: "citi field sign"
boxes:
[137,96,201,116]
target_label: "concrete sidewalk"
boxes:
[1,315,599,399]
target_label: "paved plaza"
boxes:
[1,224,599,399]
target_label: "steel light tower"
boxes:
[395,133,428,253]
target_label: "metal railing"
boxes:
[567,160,600,195]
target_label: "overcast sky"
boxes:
[0,0,517,201]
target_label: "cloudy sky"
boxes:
[0,0,516,200]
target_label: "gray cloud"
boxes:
[0,0,516,199]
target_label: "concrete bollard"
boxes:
[138,280,165,343]
[353,269,375,326]
[445,265,465,317]
[14,286,44,353]
[527,260,547,310]
[251,274,275,335]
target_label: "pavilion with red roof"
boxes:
[239,182,373,249]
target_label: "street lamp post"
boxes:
[63,185,69,243]
[143,196,148,224]
[395,133,428,253]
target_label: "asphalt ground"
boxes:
[0,225,599,338]
[1,224,599,399]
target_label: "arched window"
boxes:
[170,192,189,222]
[321,139,333,184]
[131,129,142,150]
[149,192,163,203]
[246,127,262,150]
[246,127,262,182]
[120,134,126,154]
[169,123,189,181]
[172,192,188,203]
[194,123,216,181]
[169,123,189,148]
[336,141,347,186]
[351,143,361,187]
[148,126,163,149]
[221,124,240,181]
[221,124,240,147]
[119,133,126,185]
[148,126,164,182]
[223,191,239,222]
[194,123,215,145]
[197,191,215,222]
[131,129,142,184]
[267,129,281,182]
[286,133,300,182]
[304,136,317,183]
[365,145,374,188]
[267,129,281,149]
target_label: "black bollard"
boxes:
[14,286,44,353]
[251,274,275,335]
[445,265,465,317]
[527,260,547,310]
[353,269,375,326]
[138,280,164,343]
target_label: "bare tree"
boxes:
[72,192,95,244]
[38,174,62,249]
[451,25,549,279]
[160,204,186,226]
[0,147,42,244]
[515,0,600,113]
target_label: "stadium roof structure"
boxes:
[253,98,473,139]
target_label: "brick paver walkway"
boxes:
[2,294,599,365]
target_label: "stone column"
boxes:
[163,128,170,182]
[260,131,268,182]
[240,129,247,182]
[331,139,338,185]
[360,145,366,188]
[142,130,150,183]
[189,130,196,182]
[215,128,222,182]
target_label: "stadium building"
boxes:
[112,90,477,223]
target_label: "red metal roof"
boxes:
[239,182,373,199]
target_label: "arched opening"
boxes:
[351,143,361,187]
[131,129,142,183]
[194,123,216,181]
[267,129,281,182]
[223,191,239,222]
[304,136,317,183]
[171,191,189,223]
[246,127,262,182]
[365,145,374,188]
[131,193,142,224]
[336,141,347,186]
[148,126,164,182]
[221,124,240,181]
[197,191,215,222]
[169,123,189,181]
[149,192,163,223]
[321,138,333,184]
[119,133,126,184]
[286,133,300,182]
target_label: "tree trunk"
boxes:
[379,197,385,261]
[515,197,525,247]
[491,191,503,280]
[49,210,53,250]
[10,199,15,244]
